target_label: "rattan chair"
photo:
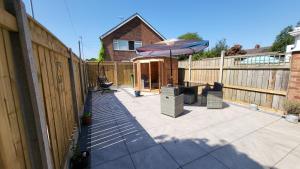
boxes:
[206,82,223,109]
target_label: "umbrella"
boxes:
[136,39,209,85]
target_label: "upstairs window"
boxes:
[113,40,142,51]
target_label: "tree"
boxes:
[271,26,294,52]
[98,43,107,62]
[225,44,246,56]
[212,39,228,57]
[178,32,202,40]
[86,58,97,61]
[192,39,229,60]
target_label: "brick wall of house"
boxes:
[101,17,164,61]
[287,51,300,101]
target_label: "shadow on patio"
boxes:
[78,90,280,169]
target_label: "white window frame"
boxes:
[134,41,142,49]
[113,39,142,51]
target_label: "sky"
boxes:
[23,0,300,59]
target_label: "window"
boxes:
[129,41,135,50]
[134,41,142,49]
[113,40,142,51]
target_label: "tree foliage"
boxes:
[178,32,202,40]
[192,39,228,60]
[86,58,97,61]
[271,26,294,52]
[98,42,107,62]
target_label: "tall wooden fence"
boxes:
[87,61,134,88]
[0,1,87,169]
[179,52,290,112]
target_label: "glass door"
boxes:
[140,63,150,90]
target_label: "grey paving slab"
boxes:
[204,111,280,143]
[131,145,179,169]
[161,138,208,166]
[147,123,189,143]
[124,130,157,153]
[211,144,267,169]
[90,141,129,167]
[93,155,135,169]
[80,90,300,169]
[275,145,300,169]
[118,120,145,136]
[182,130,229,153]
[182,155,228,169]
[211,128,300,169]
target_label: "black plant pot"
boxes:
[134,91,141,97]
[71,151,89,169]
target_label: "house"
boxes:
[100,13,166,61]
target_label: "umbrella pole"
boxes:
[169,49,173,86]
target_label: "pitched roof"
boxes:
[244,46,271,54]
[100,13,166,40]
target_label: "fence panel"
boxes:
[29,17,85,168]
[178,52,290,112]
[0,1,87,168]
[87,61,133,88]
[0,1,30,169]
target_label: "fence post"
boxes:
[114,62,119,87]
[188,54,192,86]
[78,60,84,104]
[13,1,54,169]
[78,40,87,96]
[68,49,81,132]
[219,50,225,83]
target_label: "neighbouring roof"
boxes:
[244,46,271,54]
[100,13,166,40]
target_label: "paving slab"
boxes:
[90,141,129,167]
[93,155,135,169]
[131,145,179,169]
[211,128,299,169]
[182,155,228,169]
[275,145,300,169]
[161,138,208,166]
[124,130,158,153]
[79,90,300,169]
[182,129,229,153]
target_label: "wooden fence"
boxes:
[87,61,134,88]
[0,1,87,169]
[179,52,290,112]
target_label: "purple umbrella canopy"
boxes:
[136,39,209,57]
[135,39,209,86]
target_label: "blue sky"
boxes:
[23,0,300,59]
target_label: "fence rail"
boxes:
[179,52,290,112]
[0,1,87,169]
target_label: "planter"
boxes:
[70,151,89,169]
[82,116,91,126]
[285,114,299,124]
[134,91,141,97]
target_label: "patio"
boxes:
[79,89,300,169]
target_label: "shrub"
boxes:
[283,100,300,115]
[83,111,91,117]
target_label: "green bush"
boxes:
[83,111,91,117]
[283,100,300,115]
